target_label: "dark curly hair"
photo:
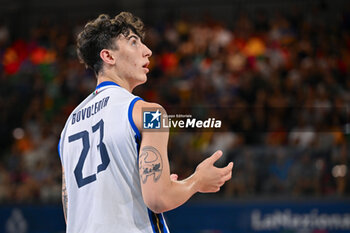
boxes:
[76,12,145,75]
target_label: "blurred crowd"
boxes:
[0,4,349,203]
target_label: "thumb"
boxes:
[207,150,223,165]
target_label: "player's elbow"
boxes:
[145,202,166,214]
[143,195,169,214]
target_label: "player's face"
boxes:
[112,32,152,88]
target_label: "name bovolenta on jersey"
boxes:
[71,96,110,125]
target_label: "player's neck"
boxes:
[97,74,134,92]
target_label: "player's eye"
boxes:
[131,39,137,46]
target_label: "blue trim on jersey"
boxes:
[95,81,120,90]
[147,209,158,233]
[147,208,166,233]
[128,97,143,140]
[57,138,61,160]
[159,214,168,233]
[135,134,141,165]
[129,97,143,165]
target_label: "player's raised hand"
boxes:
[194,150,233,193]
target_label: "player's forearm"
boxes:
[159,174,199,212]
[143,172,200,213]
[139,143,199,213]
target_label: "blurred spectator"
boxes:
[290,152,320,196]
[289,114,316,148]
[263,149,294,195]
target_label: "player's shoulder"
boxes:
[132,100,167,132]
[134,99,165,111]
[133,99,166,113]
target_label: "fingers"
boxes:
[196,153,234,193]
[210,162,233,193]
[225,162,234,171]
[223,169,232,182]
[220,162,233,182]
[207,150,223,165]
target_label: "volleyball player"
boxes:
[58,12,233,233]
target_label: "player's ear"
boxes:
[100,49,116,65]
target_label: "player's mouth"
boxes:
[142,62,150,73]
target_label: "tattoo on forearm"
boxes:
[139,146,163,184]
[62,170,68,222]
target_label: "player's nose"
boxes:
[143,44,152,58]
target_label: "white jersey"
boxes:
[58,81,169,233]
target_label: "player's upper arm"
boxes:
[132,100,171,213]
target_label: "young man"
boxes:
[58,12,233,233]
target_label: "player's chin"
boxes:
[136,75,148,86]
[141,74,148,83]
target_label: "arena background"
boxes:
[0,0,349,232]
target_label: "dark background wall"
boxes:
[1,0,347,38]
